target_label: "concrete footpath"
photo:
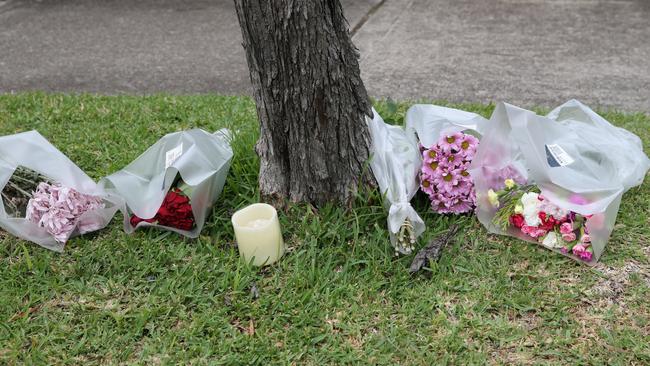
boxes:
[1,0,649,112]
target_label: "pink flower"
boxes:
[420,174,436,196]
[586,214,604,231]
[560,222,574,235]
[26,182,105,243]
[433,169,460,192]
[458,166,473,180]
[572,243,586,254]
[453,179,474,196]
[422,147,441,164]
[458,134,479,157]
[572,243,593,262]
[562,232,577,242]
[422,159,441,177]
[420,132,479,214]
[441,152,464,168]
[449,199,474,214]
[430,195,449,213]
[581,234,591,244]
[439,132,463,152]
[521,225,547,238]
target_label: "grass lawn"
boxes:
[0,93,649,365]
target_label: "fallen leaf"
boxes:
[9,305,40,322]
[247,319,255,336]
[410,225,459,274]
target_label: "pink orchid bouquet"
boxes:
[489,180,595,262]
[419,132,480,214]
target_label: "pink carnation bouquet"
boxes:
[419,132,479,214]
[26,182,105,243]
[2,167,105,244]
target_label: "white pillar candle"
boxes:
[231,203,285,266]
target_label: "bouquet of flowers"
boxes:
[129,177,195,231]
[368,109,425,255]
[0,131,121,252]
[470,100,650,263]
[3,167,106,243]
[419,132,479,214]
[489,180,596,262]
[406,105,485,217]
[101,129,232,237]
[368,105,486,254]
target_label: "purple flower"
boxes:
[458,168,473,182]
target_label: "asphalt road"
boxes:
[1,0,649,112]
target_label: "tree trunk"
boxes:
[234,0,373,206]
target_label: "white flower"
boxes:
[542,232,563,248]
[487,189,499,208]
[521,192,541,226]
[520,192,540,207]
[523,209,541,226]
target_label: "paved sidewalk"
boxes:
[1,0,649,112]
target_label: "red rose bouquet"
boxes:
[130,179,196,231]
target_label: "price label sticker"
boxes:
[545,144,574,167]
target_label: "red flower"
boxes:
[538,212,558,231]
[130,188,195,231]
[509,214,525,228]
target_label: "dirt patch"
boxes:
[587,261,650,305]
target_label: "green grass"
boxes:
[0,93,649,365]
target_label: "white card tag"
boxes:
[165,144,183,169]
[546,144,574,167]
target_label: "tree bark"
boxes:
[234,0,373,206]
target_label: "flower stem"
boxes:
[396,218,416,255]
